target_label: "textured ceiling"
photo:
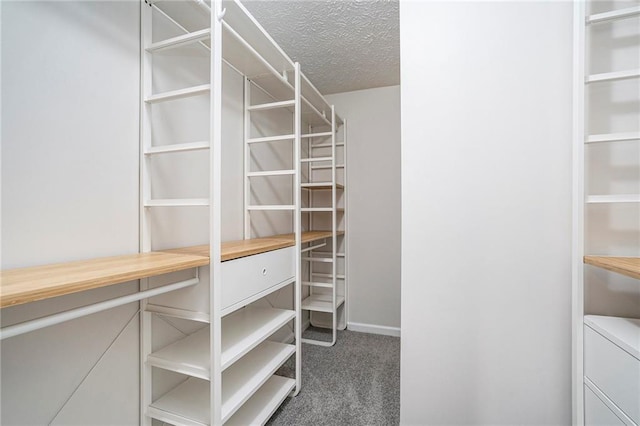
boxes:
[242,0,400,95]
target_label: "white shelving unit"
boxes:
[572,1,640,424]
[300,106,348,347]
[139,0,346,424]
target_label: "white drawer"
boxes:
[584,319,640,425]
[585,383,626,426]
[221,247,295,313]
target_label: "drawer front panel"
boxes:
[585,384,626,426]
[221,247,295,310]
[585,325,640,424]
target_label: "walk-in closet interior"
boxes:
[2,0,638,425]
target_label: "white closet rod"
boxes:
[0,276,200,340]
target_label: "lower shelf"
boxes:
[148,341,295,425]
[225,375,295,426]
[222,341,295,422]
[147,378,208,426]
[302,294,345,313]
[146,307,295,378]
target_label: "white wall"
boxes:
[400,2,573,424]
[326,86,401,334]
[1,2,140,424]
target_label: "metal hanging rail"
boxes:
[0,276,199,341]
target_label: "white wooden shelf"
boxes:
[148,351,295,426]
[221,307,295,370]
[144,84,211,104]
[302,257,334,263]
[147,308,294,377]
[247,99,295,111]
[584,315,640,360]
[302,294,345,313]
[312,272,345,280]
[311,164,345,170]
[300,156,332,163]
[147,326,211,380]
[144,198,210,207]
[145,304,210,323]
[301,131,333,139]
[225,375,296,426]
[312,142,344,148]
[302,281,333,289]
[247,170,295,177]
[146,28,212,52]
[246,134,295,144]
[145,141,210,155]
[221,341,295,422]
[246,205,296,211]
[147,377,209,426]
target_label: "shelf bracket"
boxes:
[216,7,227,22]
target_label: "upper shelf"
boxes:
[150,0,342,126]
[0,252,210,308]
[584,256,640,280]
[0,230,344,309]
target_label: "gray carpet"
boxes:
[268,327,400,426]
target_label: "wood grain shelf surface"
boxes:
[166,238,294,262]
[0,231,345,308]
[274,230,345,244]
[0,252,209,308]
[301,183,345,190]
[584,256,640,280]
[168,231,345,262]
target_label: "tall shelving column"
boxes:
[242,65,303,396]
[572,1,640,424]
[139,0,214,424]
[300,105,347,347]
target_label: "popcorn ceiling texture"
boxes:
[243,0,400,94]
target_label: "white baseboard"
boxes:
[347,322,401,337]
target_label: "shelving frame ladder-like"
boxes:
[139,0,222,424]
[242,64,303,396]
[572,1,640,425]
[300,105,348,347]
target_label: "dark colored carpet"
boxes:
[268,327,400,426]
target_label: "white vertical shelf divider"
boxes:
[139,2,154,425]
[343,119,349,328]
[211,0,223,424]
[293,62,303,395]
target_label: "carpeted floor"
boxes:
[268,327,400,426]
